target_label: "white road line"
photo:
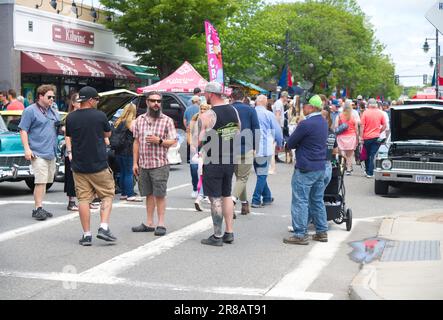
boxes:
[80,217,213,280]
[265,221,359,298]
[0,270,332,300]
[0,212,81,243]
[167,183,192,192]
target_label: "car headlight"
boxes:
[381,159,392,170]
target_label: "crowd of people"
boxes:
[17,81,392,247]
[0,89,27,111]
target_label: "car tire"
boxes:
[25,178,53,192]
[374,180,389,195]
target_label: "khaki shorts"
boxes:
[31,157,56,184]
[73,168,115,204]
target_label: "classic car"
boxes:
[374,99,443,195]
[0,110,66,184]
[0,114,55,191]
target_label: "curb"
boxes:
[349,217,395,300]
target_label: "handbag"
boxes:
[335,118,349,135]
[359,144,368,161]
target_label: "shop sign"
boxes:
[52,25,94,48]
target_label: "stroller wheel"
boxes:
[346,209,353,231]
[333,209,345,225]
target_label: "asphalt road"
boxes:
[0,158,442,300]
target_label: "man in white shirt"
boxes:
[272,91,288,163]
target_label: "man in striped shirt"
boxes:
[132,91,177,236]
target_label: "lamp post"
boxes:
[423,29,440,98]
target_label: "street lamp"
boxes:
[422,29,440,98]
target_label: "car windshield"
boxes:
[0,115,21,132]
[176,93,193,106]
[0,116,7,133]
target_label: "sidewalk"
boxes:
[350,209,443,300]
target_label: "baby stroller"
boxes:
[324,156,352,231]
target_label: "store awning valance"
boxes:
[232,79,269,95]
[121,63,160,81]
[21,51,138,81]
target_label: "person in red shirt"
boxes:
[359,98,387,178]
[6,89,25,111]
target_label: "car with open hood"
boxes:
[374,99,443,195]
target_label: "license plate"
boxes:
[415,175,433,184]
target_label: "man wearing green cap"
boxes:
[284,95,329,245]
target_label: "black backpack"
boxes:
[110,122,129,152]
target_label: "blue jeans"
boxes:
[190,164,199,192]
[116,154,135,197]
[308,162,332,222]
[252,156,272,205]
[291,169,328,237]
[364,138,381,176]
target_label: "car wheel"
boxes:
[374,180,389,195]
[25,178,53,192]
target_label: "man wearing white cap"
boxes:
[198,81,241,246]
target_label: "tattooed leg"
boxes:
[209,197,223,237]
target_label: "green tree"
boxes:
[100,0,239,78]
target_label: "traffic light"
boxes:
[423,74,428,85]
[394,75,399,85]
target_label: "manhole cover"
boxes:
[381,240,441,262]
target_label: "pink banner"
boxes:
[205,20,224,87]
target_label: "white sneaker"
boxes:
[287,226,294,232]
[366,174,374,178]
[203,196,210,203]
[191,191,198,198]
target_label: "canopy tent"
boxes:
[121,63,160,81]
[136,61,208,93]
[231,79,269,95]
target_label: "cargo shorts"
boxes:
[73,168,115,204]
[31,157,56,184]
[139,165,170,197]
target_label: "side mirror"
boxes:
[170,103,181,109]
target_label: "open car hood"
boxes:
[97,89,140,120]
[390,105,443,142]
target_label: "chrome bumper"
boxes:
[0,165,33,181]
[375,169,443,185]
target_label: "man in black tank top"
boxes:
[199,82,241,246]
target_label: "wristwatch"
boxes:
[159,138,163,145]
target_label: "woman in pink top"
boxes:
[335,104,359,174]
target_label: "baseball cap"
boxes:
[357,95,363,100]
[331,99,339,106]
[204,81,223,94]
[280,91,289,98]
[308,95,323,109]
[77,86,99,102]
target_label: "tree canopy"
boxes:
[101,0,401,98]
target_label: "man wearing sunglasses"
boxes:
[19,84,61,221]
[65,86,117,246]
[132,91,177,237]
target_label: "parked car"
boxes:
[374,99,443,195]
[0,110,66,184]
[0,114,54,191]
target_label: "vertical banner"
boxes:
[205,20,224,87]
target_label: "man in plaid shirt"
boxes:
[132,91,177,236]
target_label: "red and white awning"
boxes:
[21,51,138,81]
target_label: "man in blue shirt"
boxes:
[183,95,201,197]
[19,84,60,221]
[231,88,260,215]
[251,95,283,208]
[284,95,329,245]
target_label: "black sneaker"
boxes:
[79,235,92,246]
[40,207,53,218]
[222,232,234,244]
[32,207,47,221]
[201,235,223,247]
[96,227,117,242]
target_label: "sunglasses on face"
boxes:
[46,96,56,100]
[148,99,162,104]
[92,97,100,101]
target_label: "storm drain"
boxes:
[381,240,441,262]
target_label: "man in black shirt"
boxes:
[65,86,116,246]
[199,81,241,246]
